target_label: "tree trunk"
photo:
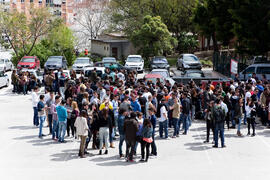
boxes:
[212,32,219,52]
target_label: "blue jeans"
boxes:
[33,107,39,126]
[182,114,189,133]
[231,110,235,126]
[178,114,183,130]
[214,123,225,147]
[237,117,242,131]
[99,127,109,150]
[48,114,53,134]
[58,121,66,142]
[172,118,180,136]
[159,120,168,138]
[39,116,46,137]
[119,134,125,155]
[188,114,192,127]
[243,112,247,124]
[52,120,59,139]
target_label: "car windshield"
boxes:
[153,58,167,63]
[127,57,142,62]
[21,58,35,63]
[103,58,116,62]
[47,57,62,63]
[146,78,164,85]
[0,59,4,64]
[75,59,89,64]
[183,55,199,61]
[151,71,169,78]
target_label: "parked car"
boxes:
[0,58,13,72]
[95,61,132,72]
[44,56,68,72]
[84,67,106,78]
[182,69,205,78]
[124,55,144,73]
[150,56,170,71]
[239,63,270,80]
[150,69,170,78]
[177,54,202,70]
[17,56,40,71]
[0,70,9,88]
[102,57,117,63]
[72,57,93,73]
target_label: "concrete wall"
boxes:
[91,40,110,56]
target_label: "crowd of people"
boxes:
[27,65,270,162]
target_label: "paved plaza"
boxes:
[0,75,270,180]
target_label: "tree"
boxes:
[47,24,76,66]
[131,15,177,60]
[178,32,198,53]
[73,0,109,49]
[0,7,54,59]
[230,0,270,55]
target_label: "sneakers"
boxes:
[104,150,108,154]
[222,145,226,148]
[212,145,218,148]
[203,140,209,143]
[139,159,145,162]
[172,136,176,138]
[251,133,256,137]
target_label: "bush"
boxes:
[200,59,213,67]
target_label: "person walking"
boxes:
[37,95,46,138]
[212,98,226,148]
[74,110,89,158]
[32,86,39,127]
[124,112,138,162]
[140,119,153,162]
[56,100,68,143]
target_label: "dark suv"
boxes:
[44,56,67,72]
[150,56,170,71]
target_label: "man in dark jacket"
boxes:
[124,112,138,162]
[182,92,191,135]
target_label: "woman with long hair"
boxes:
[74,110,89,158]
[140,119,153,162]
[71,101,79,138]
[97,103,113,155]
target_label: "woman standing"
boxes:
[89,103,99,149]
[97,103,113,155]
[70,101,79,138]
[140,119,153,162]
[65,97,73,137]
[246,100,256,136]
[74,110,89,158]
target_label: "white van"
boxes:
[239,63,270,80]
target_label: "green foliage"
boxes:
[230,0,270,55]
[200,59,213,67]
[178,32,198,53]
[167,57,178,66]
[130,15,178,60]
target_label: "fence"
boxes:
[213,51,249,77]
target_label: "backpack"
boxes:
[213,106,224,123]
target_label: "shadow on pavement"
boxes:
[184,142,212,151]
[51,149,95,161]
[9,126,37,130]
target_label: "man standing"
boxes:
[32,86,39,127]
[51,95,61,140]
[212,98,226,148]
[124,112,138,162]
[131,94,142,112]
[46,92,54,135]
[171,97,180,138]
[56,100,68,143]
[37,95,46,138]
[182,92,191,135]
[158,99,168,139]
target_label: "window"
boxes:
[243,67,255,74]
[257,67,270,74]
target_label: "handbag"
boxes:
[143,137,153,143]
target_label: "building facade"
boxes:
[7,0,74,25]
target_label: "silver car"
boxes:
[0,58,13,72]
[72,57,93,73]
[0,70,9,88]
[177,54,202,70]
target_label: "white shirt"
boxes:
[221,101,228,115]
[245,104,255,118]
[158,106,167,122]
[143,92,152,101]
[44,93,50,103]
[32,91,39,107]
